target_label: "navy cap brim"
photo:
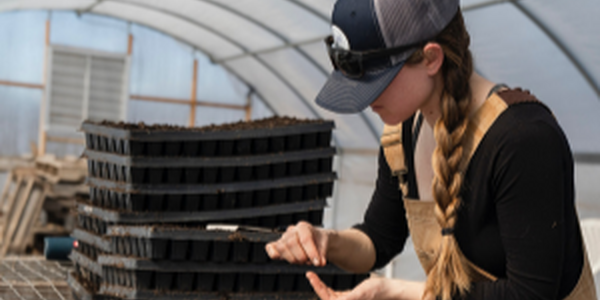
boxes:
[315,62,405,114]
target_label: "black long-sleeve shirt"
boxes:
[354,101,583,299]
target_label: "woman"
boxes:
[266,0,596,299]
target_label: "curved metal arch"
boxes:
[463,0,600,101]
[102,0,247,60]
[201,0,380,143]
[70,8,280,118]
[285,0,382,141]
[286,0,330,22]
[93,0,326,120]
[509,2,600,100]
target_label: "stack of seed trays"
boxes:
[101,225,368,299]
[69,220,111,300]
[80,117,337,227]
[68,117,356,299]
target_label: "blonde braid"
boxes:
[407,12,475,300]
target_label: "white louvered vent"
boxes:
[45,45,129,139]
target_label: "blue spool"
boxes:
[44,237,75,260]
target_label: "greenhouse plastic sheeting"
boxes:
[1,0,598,154]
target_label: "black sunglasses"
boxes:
[325,35,426,79]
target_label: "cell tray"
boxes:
[85,148,335,184]
[68,271,120,300]
[77,214,112,236]
[106,226,280,262]
[87,172,336,195]
[82,119,334,157]
[99,284,320,300]
[72,228,112,253]
[88,181,334,213]
[77,203,325,231]
[98,257,369,293]
[70,249,102,277]
[74,261,102,293]
[77,200,326,226]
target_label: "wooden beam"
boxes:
[130,94,247,111]
[38,19,51,156]
[189,59,198,127]
[0,80,44,90]
[127,33,133,55]
[45,135,85,145]
[245,90,253,121]
[0,177,34,257]
[45,19,50,46]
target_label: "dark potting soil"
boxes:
[96,116,327,132]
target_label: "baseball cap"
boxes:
[315,0,460,114]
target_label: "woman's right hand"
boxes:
[265,221,332,267]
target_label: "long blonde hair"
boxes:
[407,11,474,300]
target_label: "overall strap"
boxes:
[380,88,542,197]
[381,123,408,196]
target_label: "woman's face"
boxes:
[369,44,443,125]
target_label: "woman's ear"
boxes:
[422,43,444,76]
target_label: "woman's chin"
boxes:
[379,114,404,126]
[378,113,408,126]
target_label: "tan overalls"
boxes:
[380,91,597,299]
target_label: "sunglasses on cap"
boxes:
[325,35,427,79]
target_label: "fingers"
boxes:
[265,222,327,266]
[296,222,325,266]
[306,271,336,300]
[265,242,280,259]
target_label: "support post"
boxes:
[189,59,198,127]
[245,89,253,121]
[38,17,51,156]
[127,33,133,55]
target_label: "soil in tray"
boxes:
[85,117,333,156]
[102,266,368,293]
[89,181,333,213]
[94,116,327,132]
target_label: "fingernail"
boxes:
[265,245,273,255]
[313,258,320,266]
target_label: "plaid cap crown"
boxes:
[315,0,460,114]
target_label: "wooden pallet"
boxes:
[0,154,88,257]
[0,169,48,257]
[0,168,37,246]
[35,155,87,184]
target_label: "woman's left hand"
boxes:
[306,271,433,300]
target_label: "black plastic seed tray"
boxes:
[98,256,368,293]
[76,240,108,261]
[77,203,324,230]
[99,284,319,300]
[77,199,326,227]
[69,271,120,300]
[74,261,103,294]
[71,249,103,277]
[85,147,334,185]
[88,180,333,213]
[88,172,335,195]
[72,228,112,253]
[82,118,334,157]
[105,226,279,262]
[77,214,113,236]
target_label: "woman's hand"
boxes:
[265,221,331,266]
[306,272,432,300]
